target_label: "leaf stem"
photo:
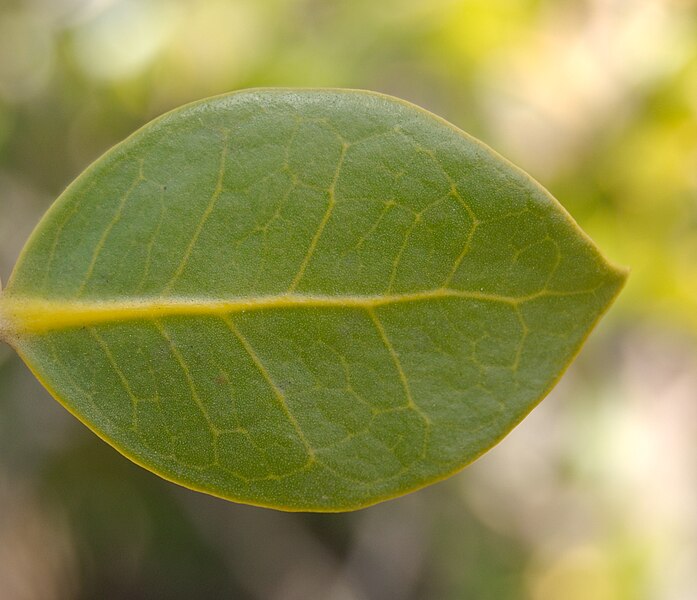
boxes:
[0,292,10,345]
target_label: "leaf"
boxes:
[0,89,626,511]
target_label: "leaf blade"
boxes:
[0,89,627,510]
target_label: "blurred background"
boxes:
[0,0,695,598]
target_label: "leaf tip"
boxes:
[607,259,631,295]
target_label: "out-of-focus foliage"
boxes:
[0,0,695,599]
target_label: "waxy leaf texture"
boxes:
[0,89,626,511]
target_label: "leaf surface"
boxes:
[0,89,626,511]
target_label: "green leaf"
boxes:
[0,89,626,511]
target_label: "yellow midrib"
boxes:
[0,287,526,336]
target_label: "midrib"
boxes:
[0,288,524,336]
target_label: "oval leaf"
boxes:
[0,89,626,511]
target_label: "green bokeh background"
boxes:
[0,0,695,598]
